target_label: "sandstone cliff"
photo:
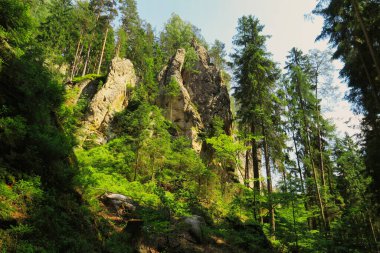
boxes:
[158,48,204,151]
[77,58,137,144]
[183,41,232,135]
[158,42,232,152]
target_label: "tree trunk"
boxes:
[82,0,104,76]
[82,43,92,76]
[74,43,84,77]
[97,26,109,75]
[263,131,275,238]
[245,149,250,187]
[295,76,327,231]
[315,80,326,190]
[367,215,379,252]
[115,36,121,58]
[291,128,305,194]
[251,123,261,223]
[351,0,380,82]
[70,38,82,80]
[291,172,299,252]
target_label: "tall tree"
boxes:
[232,15,282,234]
[96,0,117,74]
[284,48,327,231]
[314,0,380,202]
[209,39,227,69]
[160,13,207,58]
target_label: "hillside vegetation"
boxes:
[0,0,379,252]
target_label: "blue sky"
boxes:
[136,0,361,135]
[137,0,327,65]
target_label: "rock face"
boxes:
[158,42,232,151]
[81,58,136,144]
[183,41,232,135]
[158,49,204,151]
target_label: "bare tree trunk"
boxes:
[115,37,121,58]
[291,128,305,194]
[70,38,82,80]
[263,131,275,238]
[367,215,379,252]
[245,149,250,187]
[82,43,92,76]
[74,43,84,77]
[97,26,109,75]
[82,0,104,76]
[295,76,327,231]
[251,123,261,223]
[315,73,327,191]
[305,130,328,231]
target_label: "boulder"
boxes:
[100,193,137,215]
[182,215,206,243]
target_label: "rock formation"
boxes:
[158,49,204,151]
[79,58,137,144]
[183,41,232,135]
[158,42,232,152]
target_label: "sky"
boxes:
[136,0,361,136]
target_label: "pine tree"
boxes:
[232,16,282,234]
[314,0,380,202]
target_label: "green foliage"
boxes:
[164,77,181,98]
[207,133,247,171]
[71,73,106,83]
[160,13,207,58]
[2,0,379,252]
[183,46,200,73]
[313,0,380,203]
[209,39,227,69]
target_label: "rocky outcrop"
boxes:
[80,58,136,144]
[183,41,232,135]
[158,42,232,151]
[158,49,204,152]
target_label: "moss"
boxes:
[72,73,106,84]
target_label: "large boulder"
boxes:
[100,193,137,215]
[182,215,206,243]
